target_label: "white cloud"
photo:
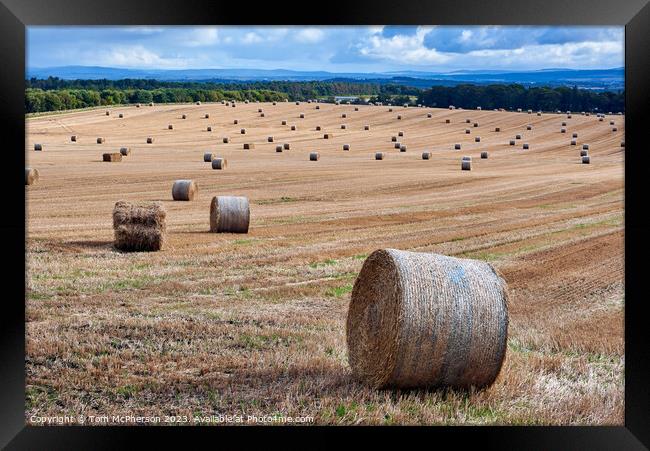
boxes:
[242,32,264,44]
[184,28,219,47]
[96,45,189,68]
[295,28,325,43]
[357,29,450,65]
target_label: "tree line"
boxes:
[25,77,624,114]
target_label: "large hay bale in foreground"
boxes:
[103,152,122,162]
[172,179,198,201]
[25,168,39,185]
[113,201,166,252]
[212,158,227,169]
[346,249,508,389]
[310,152,320,161]
[210,196,250,233]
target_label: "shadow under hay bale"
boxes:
[346,249,508,389]
[113,201,166,252]
[210,196,250,233]
[172,179,198,201]
[25,168,39,185]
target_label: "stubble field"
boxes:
[25,101,624,425]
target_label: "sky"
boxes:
[27,26,624,73]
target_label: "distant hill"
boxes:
[26,66,624,91]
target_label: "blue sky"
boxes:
[27,26,624,73]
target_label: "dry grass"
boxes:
[25,102,624,425]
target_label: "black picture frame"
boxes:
[2,0,648,448]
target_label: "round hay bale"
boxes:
[210,196,250,234]
[296,101,300,105]
[309,152,320,161]
[149,102,154,106]
[243,143,254,150]
[621,141,625,147]
[509,140,515,146]
[400,145,407,152]
[527,125,532,130]
[612,127,618,132]
[71,135,77,142]
[342,113,347,118]
[196,101,201,105]
[364,125,370,130]
[146,137,153,144]
[537,112,542,116]
[316,126,322,131]
[599,118,604,122]
[567,115,572,118]
[562,122,567,126]
[341,124,347,129]
[582,155,591,164]
[276,145,283,152]
[454,144,461,150]
[561,128,566,133]
[273,102,277,105]
[103,152,122,162]
[113,201,166,252]
[223,137,230,143]
[258,108,263,113]
[527,109,532,114]
[523,143,529,150]
[34,144,43,151]
[205,113,210,119]
[465,129,471,134]
[97,138,105,144]
[212,158,227,169]
[260,113,265,117]
[397,115,402,120]
[394,143,402,149]
[461,159,472,170]
[466,119,471,124]
[473,122,479,128]
[234,119,238,124]
[571,140,577,146]
[182,114,187,119]
[580,149,589,157]
[446,119,451,124]
[398,131,404,137]
[283,143,290,150]
[204,152,213,162]
[323,133,332,139]
[517,108,522,112]
[462,156,472,161]
[118,113,124,118]
[299,113,305,119]
[316,105,320,109]
[427,113,432,118]
[583,144,590,150]
[207,126,212,132]
[120,147,131,156]
[172,179,198,201]
[477,106,482,110]
[475,137,481,142]
[391,136,397,142]
[343,144,350,151]
[449,105,455,110]
[168,124,174,130]
[572,132,578,138]
[106,111,110,115]
[268,136,274,142]
[241,128,246,134]
[291,125,296,131]
[494,127,500,132]
[25,168,39,185]
[355,107,359,111]
[422,152,431,160]
[515,134,521,140]
[282,120,287,125]
[375,152,385,160]
[389,108,393,112]
[481,151,488,159]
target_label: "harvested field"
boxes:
[25,102,624,425]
